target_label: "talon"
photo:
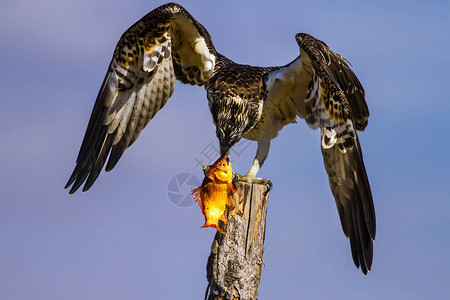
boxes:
[263,180,273,196]
[203,164,211,177]
[232,173,240,187]
[233,173,247,183]
[233,173,255,183]
[233,173,272,195]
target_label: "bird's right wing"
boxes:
[65,3,217,194]
[265,33,375,274]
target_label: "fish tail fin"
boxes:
[201,221,225,234]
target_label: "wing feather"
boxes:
[66,3,217,193]
[265,33,375,274]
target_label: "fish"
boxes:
[191,156,236,234]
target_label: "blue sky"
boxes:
[1,0,449,299]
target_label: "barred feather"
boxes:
[66,3,375,276]
[66,3,216,193]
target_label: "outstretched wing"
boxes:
[65,3,217,194]
[265,33,375,274]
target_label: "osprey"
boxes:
[66,3,375,274]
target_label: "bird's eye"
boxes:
[222,163,225,167]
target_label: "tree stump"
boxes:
[205,180,271,300]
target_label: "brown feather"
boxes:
[66,3,216,193]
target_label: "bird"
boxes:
[65,2,375,274]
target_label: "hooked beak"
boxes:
[220,145,231,158]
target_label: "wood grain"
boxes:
[206,181,270,300]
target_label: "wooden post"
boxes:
[205,180,271,300]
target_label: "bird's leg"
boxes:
[247,138,270,178]
[233,139,272,194]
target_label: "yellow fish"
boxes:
[191,156,236,234]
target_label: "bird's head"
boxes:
[210,95,254,156]
[216,125,243,157]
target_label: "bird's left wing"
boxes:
[265,33,375,274]
[65,3,217,194]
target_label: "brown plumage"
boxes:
[65,3,375,275]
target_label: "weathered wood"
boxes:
[205,181,270,300]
